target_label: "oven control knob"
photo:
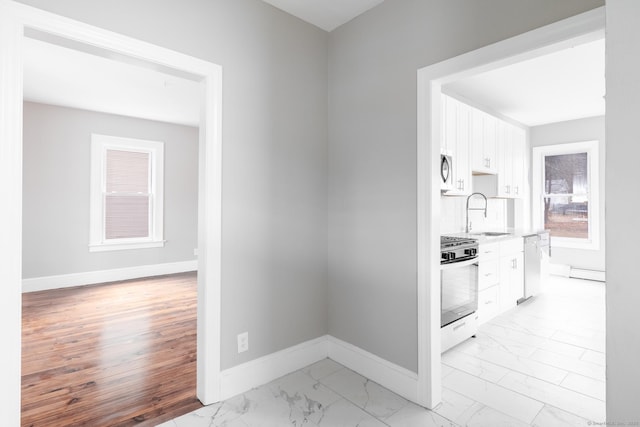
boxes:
[447,252,456,260]
[464,248,477,256]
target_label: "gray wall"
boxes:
[327,0,604,372]
[606,0,640,421]
[530,116,605,272]
[22,102,199,278]
[16,0,329,371]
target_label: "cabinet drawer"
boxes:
[478,242,500,261]
[478,285,500,324]
[478,259,499,290]
[500,237,523,254]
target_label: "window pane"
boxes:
[544,152,588,195]
[106,149,149,193]
[543,196,588,239]
[105,195,150,239]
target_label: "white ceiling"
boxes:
[23,17,604,130]
[23,37,201,127]
[261,0,384,32]
[444,38,605,127]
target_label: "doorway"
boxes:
[0,3,222,422]
[416,6,605,410]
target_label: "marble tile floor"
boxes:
[162,275,605,426]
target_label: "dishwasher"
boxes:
[519,231,550,303]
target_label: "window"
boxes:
[533,140,599,250]
[90,134,164,252]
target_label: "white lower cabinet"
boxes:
[478,285,500,324]
[476,237,524,324]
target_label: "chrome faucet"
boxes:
[465,192,488,233]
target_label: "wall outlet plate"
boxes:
[237,332,249,353]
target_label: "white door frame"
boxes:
[416,7,605,408]
[0,1,222,422]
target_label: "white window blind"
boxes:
[104,149,151,240]
[90,134,164,252]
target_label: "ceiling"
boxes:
[260,0,385,32]
[22,10,605,130]
[23,36,201,127]
[444,38,605,127]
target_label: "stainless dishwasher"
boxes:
[520,231,550,303]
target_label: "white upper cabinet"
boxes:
[471,109,498,175]
[441,95,471,196]
[495,122,526,199]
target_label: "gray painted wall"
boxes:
[606,0,640,421]
[22,102,199,278]
[530,116,606,272]
[327,0,604,372]
[16,0,329,371]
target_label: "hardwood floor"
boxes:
[21,272,202,427]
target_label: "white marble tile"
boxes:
[157,401,249,427]
[442,368,544,424]
[489,314,557,339]
[481,323,548,349]
[455,402,531,427]
[441,363,455,380]
[432,386,476,422]
[550,329,605,352]
[498,371,605,423]
[459,330,537,358]
[531,404,593,427]
[530,348,605,381]
[581,349,606,366]
[560,372,606,401]
[302,358,344,381]
[475,347,568,384]
[385,401,457,427]
[314,398,388,427]
[320,368,409,419]
[442,349,509,383]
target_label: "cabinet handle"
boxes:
[511,258,517,269]
[506,185,511,194]
[514,186,519,195]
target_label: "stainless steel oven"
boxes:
[440,236,479,327]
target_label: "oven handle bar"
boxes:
[440,257,479,270]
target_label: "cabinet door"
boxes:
[442,95,471,196]
[495,121,512,197]
[511,127,526,199]
[481,113,498,173]
[499,251,524,312]
[452,100,471,195]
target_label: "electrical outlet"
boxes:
[237,332,249,353]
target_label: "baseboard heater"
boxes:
[570,268,606,282]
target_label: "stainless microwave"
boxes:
[441,154,453,191]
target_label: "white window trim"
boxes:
[532,140,600,250]
[89,134,165,252]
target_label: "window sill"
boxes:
[89,240,165,252]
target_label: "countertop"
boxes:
[444,228,549,245]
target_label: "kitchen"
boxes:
[435,36,606,423]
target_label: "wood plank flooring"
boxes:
[21,272,202,427]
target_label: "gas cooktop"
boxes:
[440,235,477,249]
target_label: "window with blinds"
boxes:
[90,134,164,252]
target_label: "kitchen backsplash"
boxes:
[440,196,507,234]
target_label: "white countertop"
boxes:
[444,229,548,244]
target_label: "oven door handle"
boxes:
[440,258,479,270]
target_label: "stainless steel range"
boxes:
[440,235,479,352]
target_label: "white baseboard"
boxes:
[22,260,198,293]
[327,335,418,403]
[219,335,328,401]
[218,335,419,405]
[570,268,606,282]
